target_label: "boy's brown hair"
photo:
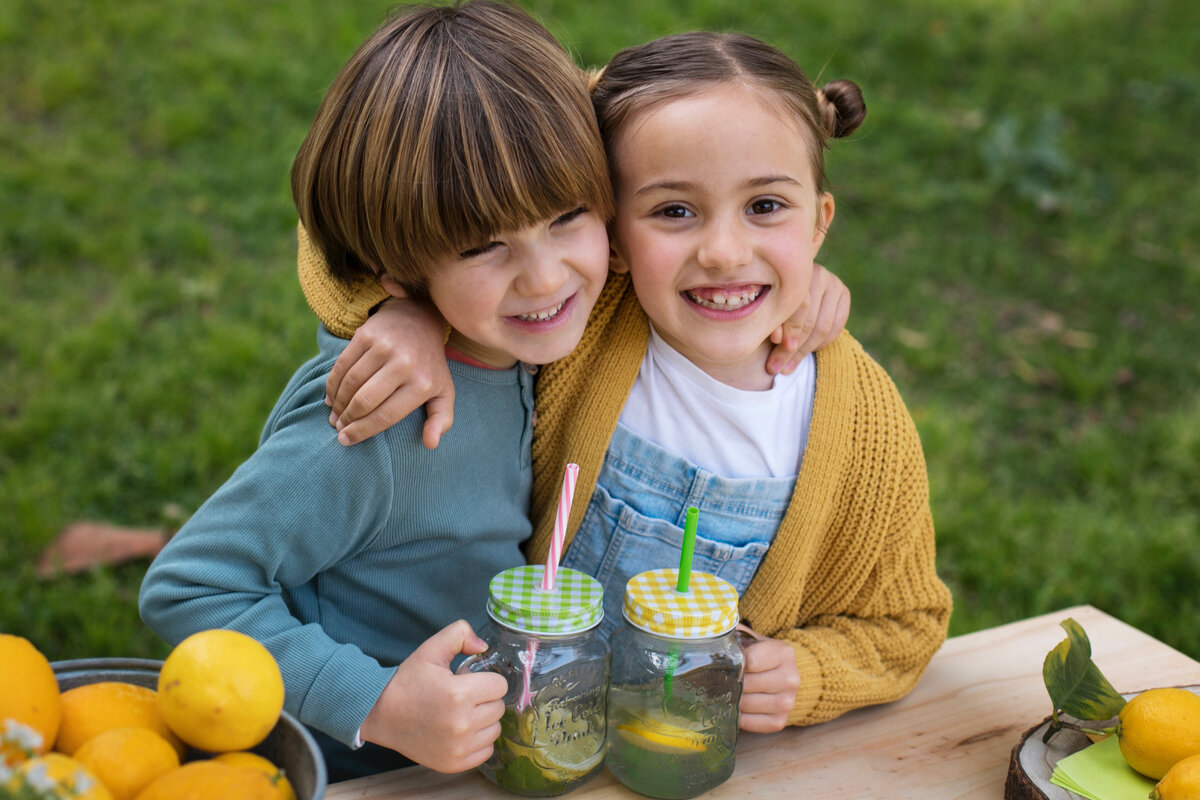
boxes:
[292,1,613,293]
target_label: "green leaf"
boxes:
[1042,618,1127,723]
[494,754,560,795]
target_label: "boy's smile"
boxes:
[609,83,834,390]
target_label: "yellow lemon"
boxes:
[16,752,114,800]
[74,726,181,800]
[1118,687,1200,780]
[0,633,61,754]
[133,760,280,800]
[615,717,708,754]
[214,751,297,800]
[56,682,186,759]
[157,629,284,753]
[1153,752,1200,800]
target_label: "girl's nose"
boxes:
[697,218,752,271]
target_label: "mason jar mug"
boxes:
[460,564,608,796]
[606,568,744,800]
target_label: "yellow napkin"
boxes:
[1049,735,1156,800]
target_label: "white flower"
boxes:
[2,718,45,752]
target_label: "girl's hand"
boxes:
[736,625,801,733]
[360,620,507,773]
[766,262,850,375]
[326,297,454,448]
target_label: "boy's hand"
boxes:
[766,262,850,375]
[736,626,801,733]
[326,297,454,448]
[360,620,507,773]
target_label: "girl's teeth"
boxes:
[687,288,761,310]
[517,301,565,322]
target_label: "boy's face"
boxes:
[422,207,610,368]
[609,84,835,390]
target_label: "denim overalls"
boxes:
[561,423,795,640]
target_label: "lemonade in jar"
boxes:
[460,564,608,796]
[606,563,744,799]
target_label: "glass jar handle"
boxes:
[456,645,509,676]
[734,625,760,652]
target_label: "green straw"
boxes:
[664,507,699,704]
[676,507,698,592]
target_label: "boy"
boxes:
[139,1,614,780]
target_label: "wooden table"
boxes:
[325,605,1200,799]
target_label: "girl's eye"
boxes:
[749,199,782,215]
[459,241,500,260]
[659,204,693,219]
[553,206,589,226]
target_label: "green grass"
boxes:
[2,0,1197,670]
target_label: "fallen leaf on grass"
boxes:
[36,521,168,578]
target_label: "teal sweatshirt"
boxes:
[139,326,534,749]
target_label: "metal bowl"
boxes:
[52,657,327,799]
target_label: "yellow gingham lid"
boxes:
[622,568,739,639]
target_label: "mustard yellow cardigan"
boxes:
[297,224,953,726]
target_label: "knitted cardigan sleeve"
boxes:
[739,333,952,726]
[296,221,389,339]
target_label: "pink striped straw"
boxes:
[541,463,578,591]
[518,463,579,711]
[517,639,539,711]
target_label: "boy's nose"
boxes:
[697,218,752,271]
[515,250,568,296]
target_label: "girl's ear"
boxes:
[379,271,410,300]
[813,192,836,251]
[609,245,630,275]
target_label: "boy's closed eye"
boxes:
[457,205,592,261]
[458,241,501,260]
[552,205,590,226]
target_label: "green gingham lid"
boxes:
[486,565,604,635]
[622,568,740,639]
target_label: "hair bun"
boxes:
[818,79,866,138]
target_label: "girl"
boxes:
[300,31,951,734]
[543,32,953,732]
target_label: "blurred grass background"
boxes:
[2,0,1197,665]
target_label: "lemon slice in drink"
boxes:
[533,737,604,780]
[616,717,708,754]
[501,706,602,782]
[529,707,604,779]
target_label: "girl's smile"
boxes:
[609,83,834,390]
[684,284,768,316]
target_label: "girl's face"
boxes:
[609,83,835,389]
[414,206,610,368]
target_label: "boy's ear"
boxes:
[609,246,630,275]
[379,271,411,300]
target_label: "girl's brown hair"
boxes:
[590,32,866,195]
[291,1,613,292]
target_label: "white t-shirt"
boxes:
[617,326,815,479]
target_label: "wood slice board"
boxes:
[1005,685,1200,800]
